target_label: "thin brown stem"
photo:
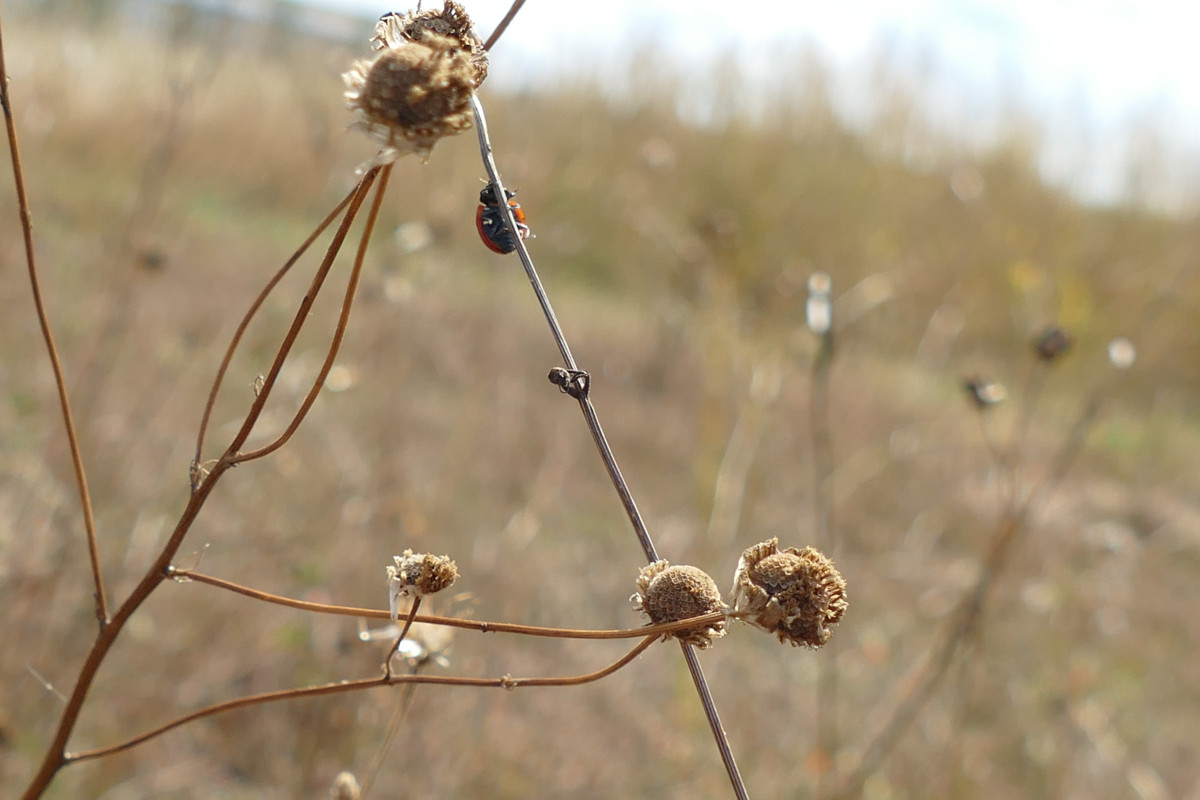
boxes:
[19,167,382,800]
[810,320,838,797]
[66,635,658,764]
[482,0,526,51]
[0,9,108,627]
[383,596,422,677]
[171,567,725,640]
[231,163,391,463]
[218,169,379,463]
[193,185,359,472]
[360,675,420,800]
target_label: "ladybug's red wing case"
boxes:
[476,185,531,254]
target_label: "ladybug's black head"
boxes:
[479,185,517,206]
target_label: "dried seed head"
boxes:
[387,550,458,619]
[1034,325,1072,362]
[632,561,727,649]
[731,539,847,648]
[343,3,487,166]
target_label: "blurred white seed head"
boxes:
[343,3,487,168]
[1108,337,1136,369]
[387,550,458,619]
[330,771,361,800]
[806,271,832,335]
[631,561,727,649]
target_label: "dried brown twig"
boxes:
[0,8,107,628]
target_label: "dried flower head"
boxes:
[387,550,458,619]
[731,539,847,648]
[1034,325,1072,362]
[631,561,727,649]
[343,3,488,166]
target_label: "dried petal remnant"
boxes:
[387,549,458,619]
[731,539,847,648]
[632,561,727,649]
[344,2,488,165]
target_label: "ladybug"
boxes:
[476,184,531,254]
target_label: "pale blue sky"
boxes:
[310,0,1199,206]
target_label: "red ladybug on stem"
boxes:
[476,184,531,254]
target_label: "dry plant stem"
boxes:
[383,597,422,677]
[1007,362,1050,499]
[172,568,726,640]
[231,164,391,463]
[471,94,749,800]
[0,14,108,627]
[482,0,526,50]
[20,170,383,800]
[210,166,381,466]
[193,185,360,468]
[809,330,839,794]
[360,678,420,800]
[67,636,660,764]
[835,391,1104,798]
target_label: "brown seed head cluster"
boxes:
[632,561,727,649]
[344,2,488,166]
[731,539,847,648]
[387,549,458,619]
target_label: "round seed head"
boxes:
[343,3,487,166]
[731,539,847,648]
[1034,325,1072,362]
[387,549,458,619]
[632,561,727,649]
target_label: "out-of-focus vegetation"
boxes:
[2,2,1198,798]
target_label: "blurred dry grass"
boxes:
[2,3,1199,798]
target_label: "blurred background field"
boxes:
[2,1,1199,798]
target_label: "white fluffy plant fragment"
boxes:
[343,2,488,167]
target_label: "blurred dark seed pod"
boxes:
[1034,326,1072,362]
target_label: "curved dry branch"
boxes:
[171,567,726,641]
[193,184,359,471]
[66,635,658,764]
[0,10,107,626]
[232,164,392,464]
